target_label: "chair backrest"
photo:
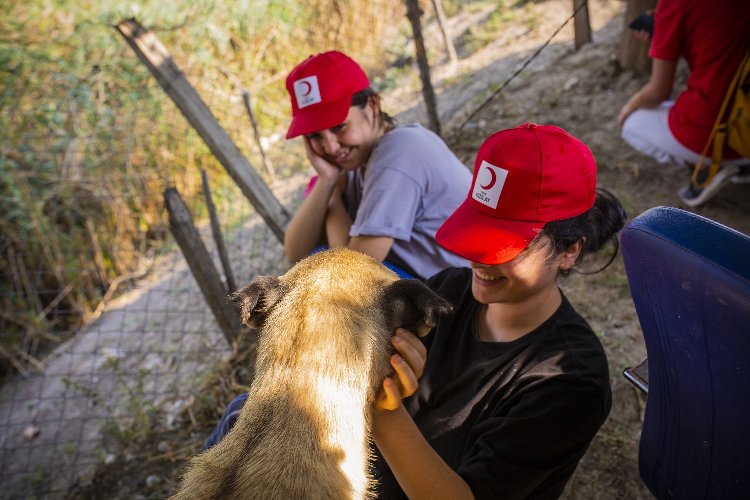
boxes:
[621,206,750,499]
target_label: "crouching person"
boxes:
[371,123,627,499]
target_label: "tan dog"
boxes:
[171,248,452,500]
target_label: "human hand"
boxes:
[628,10,654,42]
[617,99,638,130]
[375,328,427,411]
[304,136,341,183]
[617,104,632,130]
[633,30,651,42]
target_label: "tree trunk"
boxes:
[404,0,441,136]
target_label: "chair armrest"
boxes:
[623,357,649,394]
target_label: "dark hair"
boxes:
[351,87,397,131]
[537,188,627,276]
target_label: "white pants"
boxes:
[621,101,747,167]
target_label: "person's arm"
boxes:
[373,329,475,500]
[287,137,396,263]
[324,191,395,261]
[284,138,346,262]
[617,58,678,128]
[283,172,340,262]
[348,235,393,261]
[374,407,474,499]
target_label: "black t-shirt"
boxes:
[373,267,612,499]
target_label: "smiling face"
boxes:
[470,236,579,306]
[304,100,383,170]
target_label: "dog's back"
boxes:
[172,249,451,499]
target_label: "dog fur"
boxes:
[171,248,452,500]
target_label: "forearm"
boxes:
[618,58,677,128]
[326,200,394,262]
[324,198,353,248]
[373,406,474,500]
[625,82,668,110]
[283,176,338,262]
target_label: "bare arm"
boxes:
[284,138,346,263]
[348,235,394,262]
[283,173,340,263]
[288,179,395,263]
[287,138,396,263]
[374,407,474,499]
[324,177,395,262]
[618,58,678,128]
[373,329,475,500]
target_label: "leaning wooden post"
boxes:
[242,90,275,180]
[404,0,441,136]
[201,170,237,293]
[573,0,592,49]
[431,0,458,64]
[116,18,290,242]
[164,187,242,345]
[619,0,657,73]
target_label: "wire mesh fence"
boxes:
[0,138,302,496]
[0,0,431,495]
[0,191,289,496]
[0,0,632,497]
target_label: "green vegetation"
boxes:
[1,0,532,381]
[0,0,406,380]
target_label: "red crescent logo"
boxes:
[480,166,497,190]
[300,81,312,96]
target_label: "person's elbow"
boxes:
[283,235,306,264]
[348,235,394,263]
[643,81,672,104]
[645,58,678,103]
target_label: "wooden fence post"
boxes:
[573,0,592,49]
[164,187,242,346]
[619,0,657,73]
[404,0,441,136]
[115,18,290,243]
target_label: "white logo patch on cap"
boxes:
[293,76,322,109]
[472,160,508,209]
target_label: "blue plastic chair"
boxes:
[621,206,750,499]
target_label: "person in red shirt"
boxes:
[617,0,750,206]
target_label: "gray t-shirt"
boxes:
[345,125,471,279]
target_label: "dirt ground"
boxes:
[64,1,750,499]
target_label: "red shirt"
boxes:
[650,0,750,157]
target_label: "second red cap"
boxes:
[436,123,597,264]
[285,51,370,139]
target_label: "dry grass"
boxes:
[0,0,406,380]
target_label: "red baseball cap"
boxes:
[285,51,370,139]
[436,123,597,264]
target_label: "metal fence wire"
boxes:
[1,0,411,494]
[0,0,618,497]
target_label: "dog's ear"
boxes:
[383,279,452,336]
[229,275,286,328]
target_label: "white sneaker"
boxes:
[677,165,741,207]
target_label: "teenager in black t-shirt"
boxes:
[204,124,626,499]
[372,124,627,499]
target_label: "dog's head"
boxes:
[380,278,452,336]
[229,248,452,337]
